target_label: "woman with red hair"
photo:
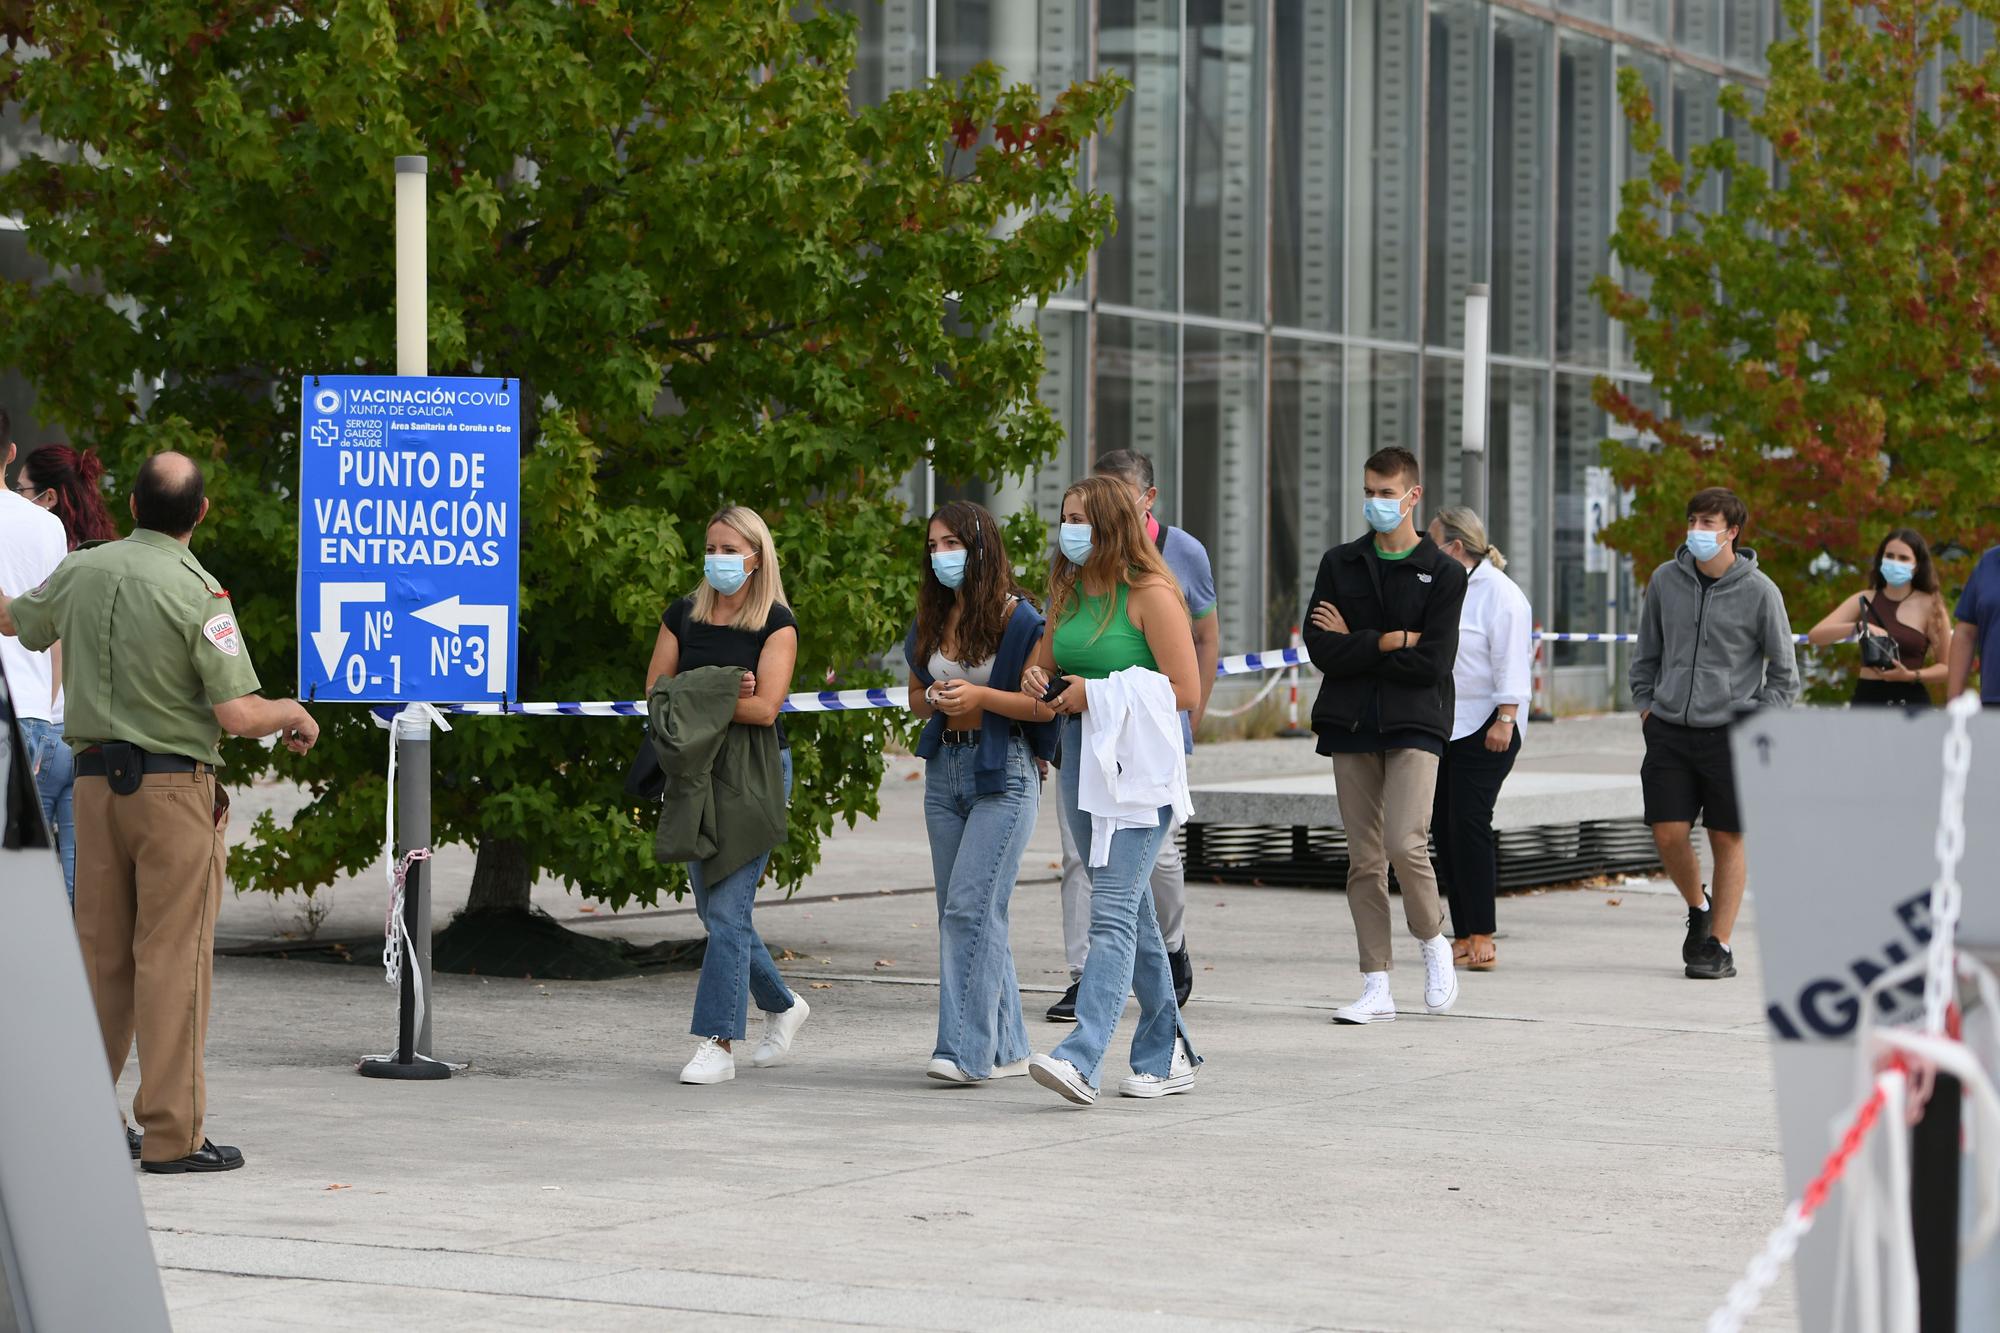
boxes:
[15,444,120,900]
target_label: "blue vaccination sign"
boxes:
[297,375,520,704]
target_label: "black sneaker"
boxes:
[1682,894,1713,966]
[1169,945,1194,1008]
[1045,982,1079,1023]
[126,1126,142,1161]
[1684,936,1737,981]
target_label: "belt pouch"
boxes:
[103,741,143,795]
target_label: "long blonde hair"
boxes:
[1434,505,1508,571]
[1047,476,1183,637]
[691,505,788,630]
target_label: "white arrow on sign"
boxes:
[312,582,386,678]
[411,595,510,694]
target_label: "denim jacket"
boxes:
[904,598,1059,793]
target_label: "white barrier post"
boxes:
[1279,626,1312,738]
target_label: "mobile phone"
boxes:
[1041,674,1073,704]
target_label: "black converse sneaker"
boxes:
[1684,936,1737,980]
[1045,981,1079,1023]
[1682,893,1713,967]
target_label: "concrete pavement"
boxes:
[133,716,1800,1331]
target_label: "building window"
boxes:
[1426,0,1491,350]
[1349,0,1423,341]
[1185,0,1265,323]
[1181,327,1263,651]
[1096,313,1180,513]
[1272,0,1346,334]
[1271,338,1344,644]
[1099,0,1182,313]
[1557,32,1614,367]
[1493,11,1553,360]
[820,0,928,103]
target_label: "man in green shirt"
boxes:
[0,452,318,1174]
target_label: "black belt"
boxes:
[77,747,210,778]
[939,725,1024,747]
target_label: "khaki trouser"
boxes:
[1332,750,1446,974]
[73,770,227,1163]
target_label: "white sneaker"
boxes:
[679,1038,734,1084]
[1118,1039,1197,1099]
[1027,1053,1097,1105]
[928,1056,1031,1083]
[1331,972,1396,1024]
[750,994,809,1068]
[1420,935,1460,1014]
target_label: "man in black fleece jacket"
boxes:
[1303,446,1467,1025]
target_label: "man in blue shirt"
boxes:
[1046,449,1219,1022]
[1948,545,2000,704]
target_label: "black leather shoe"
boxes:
[1169,944,1194,1008]
[140,1139,245,1174]
[1045,982,1079,1023]
[126,1126,143,1160]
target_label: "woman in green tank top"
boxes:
[1019,476,1203,1105]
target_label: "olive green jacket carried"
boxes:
[648,665,788,883]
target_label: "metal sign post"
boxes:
[294,155,521,1079]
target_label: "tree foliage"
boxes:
[0,1,1123,907]
[1595,0,2000,633]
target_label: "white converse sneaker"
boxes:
[1331,972,1396,1024]
[990,1058,1029,1079]
[679,1038,734,1084]
[1420,935,1460,1014]
[1028,1053,1097,1105]
[1118,1039,1197,1099]
[750,994,809,1068]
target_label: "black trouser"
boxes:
[1431,711,1521,938]
[1850,677,1932,708]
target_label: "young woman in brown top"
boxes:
[1806,528,1951,707]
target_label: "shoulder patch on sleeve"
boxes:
[202,613,243,657]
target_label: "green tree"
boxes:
[1594,0,2000,647]
[0,2,1122,934]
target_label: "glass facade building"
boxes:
[829,0,1780,709]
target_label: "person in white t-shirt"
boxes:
[1427,507,1532,971]
[1,421,74,899]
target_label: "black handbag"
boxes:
[1857,597,1901,672]
[624,726,666,801]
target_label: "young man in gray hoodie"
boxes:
[1629,488,1798,980]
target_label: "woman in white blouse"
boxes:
[1426,508,1533,971]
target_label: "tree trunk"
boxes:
[467,837,533,914]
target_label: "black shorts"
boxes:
[1640,714,1742,834]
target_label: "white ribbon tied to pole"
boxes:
[365,702,452,1069]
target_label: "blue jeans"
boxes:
[687,749,796,1041]
[1050,717,1198,1088]
[19,719,76,904]
[924,734,1036,1078]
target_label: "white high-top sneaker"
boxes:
[750,994,810,1068]
[1118,1038,1197,1099]
[1420,934,1461,1014]
[1331,972,1396,1024]
[679,1038,735,1085]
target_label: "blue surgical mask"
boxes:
[1059,523,1093,564]
[704,554,750,595]
[1364,495,1407,534]
[931,549,969,589]
[1685,529,1724,562]
[1880,558,1916,587]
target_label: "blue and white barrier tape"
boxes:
[377,633,1844,718]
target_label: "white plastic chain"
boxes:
[376,703,449,1051]
[1924,692,1980,1035]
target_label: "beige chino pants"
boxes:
[1332,750,1446,974]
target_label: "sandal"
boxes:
[1451,937,1473,968]
[1467,934,1497,971]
